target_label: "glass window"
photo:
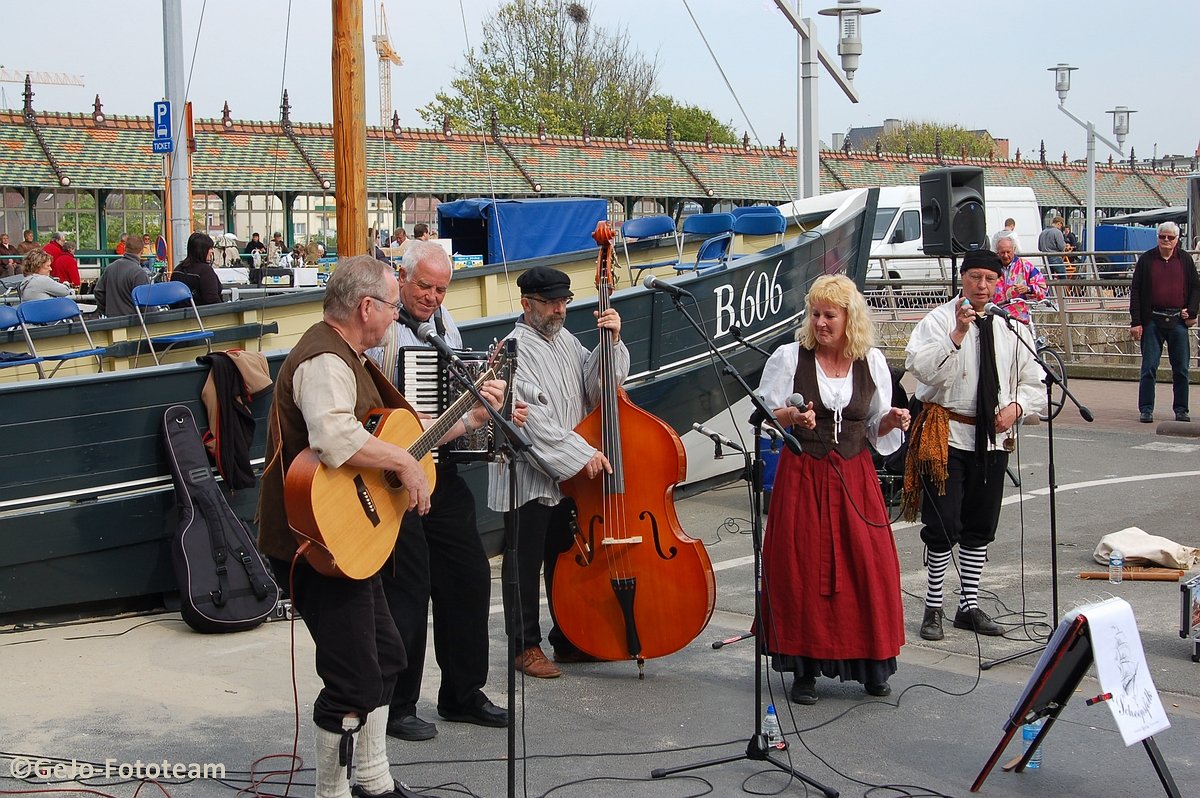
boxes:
[232,193,285,246]
[36,189,100,249]
[897,210,920,243]
[103,191,163,251]
[871,207,898,241]
[1,188,27,238]
[402,195,441,236]
[292,193,337,252]
[192,193,224,237]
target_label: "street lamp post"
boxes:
[1047,63,1133,260]
[775,0,877,199]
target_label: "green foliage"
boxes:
[420,0,733,143]
[875,120,994,157]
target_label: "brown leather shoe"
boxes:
[515,645,562,678]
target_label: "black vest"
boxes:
[791,346,875,460]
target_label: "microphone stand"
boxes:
[647,295,836,797]
[980,315,1093,671]
[444,361,552,798]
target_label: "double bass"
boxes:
[552,221,716,675]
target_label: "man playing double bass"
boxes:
[486,265,627,679]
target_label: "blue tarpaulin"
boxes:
[437,197,608,265]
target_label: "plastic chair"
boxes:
[731,212,787,257]
[17,297,106,378]
[676,213,735,262]
[621,215,678,279]
[0,305,45,378]
[731,205,784,218]
[674,232,733,273]
[131,281,214,365]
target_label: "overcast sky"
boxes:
[2,0,1196,168]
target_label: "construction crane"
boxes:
[372,2,403,129]
[0,68,86,87]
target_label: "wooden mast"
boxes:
[332,0,367,257]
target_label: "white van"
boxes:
[779,185,1041,280]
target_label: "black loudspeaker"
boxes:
[919,167,986,256]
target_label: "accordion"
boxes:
[396,342,515,463]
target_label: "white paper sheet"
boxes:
[1084,598,1171,746]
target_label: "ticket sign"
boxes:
[152,101,173,154]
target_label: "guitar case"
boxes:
[162,404,279,633]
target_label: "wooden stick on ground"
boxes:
[1078,567,1185,582]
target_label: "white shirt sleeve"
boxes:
[866,348,902,456]
[293,353,372,468]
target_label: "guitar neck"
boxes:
[406,367,497,460]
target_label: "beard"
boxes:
[529,313,565,339]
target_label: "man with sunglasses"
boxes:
[1129,221,1199,424]
[487,266,627,678]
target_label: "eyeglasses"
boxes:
[368,295,402,315]
[1158,234,1178,241]
[526,295,573,307]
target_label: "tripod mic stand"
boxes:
[981,316,1093,671]
[648,294,836,797]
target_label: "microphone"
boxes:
[416,321,464,366]
[983,302,1013,321]
[692,422,746,453]
[642,274,693,299]
[786,393,806,410]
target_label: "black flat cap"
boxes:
[517,266,574,299]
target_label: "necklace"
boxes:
[817,352,849,378]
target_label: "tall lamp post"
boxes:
[775,0,878,199]
[1048,63,1134,258]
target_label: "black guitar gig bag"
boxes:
[162,404,279,632]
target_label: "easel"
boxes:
[971,614,1181,796]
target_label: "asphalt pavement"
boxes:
[2,378,1197,798]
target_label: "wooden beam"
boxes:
[332,0,367,257]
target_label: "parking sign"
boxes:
[153,101,173,154]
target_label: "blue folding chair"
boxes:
[731,205,784,218]
[131,281,214,365]
[675,213,735,262]
[0,305,45,378]
[621,215,679,280]
[732,212,788,255]
[675,232,733,273]
[18,297,106,378]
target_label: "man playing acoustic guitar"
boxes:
[257,255,505,798]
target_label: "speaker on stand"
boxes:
[919,166,987,295]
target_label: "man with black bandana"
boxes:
[902,250,1044,642]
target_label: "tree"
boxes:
[875,120,994,157]
[420,0,735,143]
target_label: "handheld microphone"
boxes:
[786,393,806,410]
[983,302,1013,321]
[642,274,693,299]
[691,422,746,453]
[416,321,464,366]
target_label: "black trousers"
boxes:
[270,557,405,733]
[381,468,493,716]
[501,498,580,654]
[919,446,1009,553]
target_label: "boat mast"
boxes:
[162,0,190,266]
[332,0,368,257]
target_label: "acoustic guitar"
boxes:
[284,354,505,579]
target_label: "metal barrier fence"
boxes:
[863,250,1200,371]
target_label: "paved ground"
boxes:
[2,378,1198,798]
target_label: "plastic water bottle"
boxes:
[762,704,783,747]
[1021,717,1045,769]
[1109,549,1124,584]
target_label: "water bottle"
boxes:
[1021,717,1045,769]
[1109,548,1124,584]
[762,704,783,747]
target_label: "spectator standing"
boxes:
[15,229,39,255]
[1129,221,1200,423]
[171,232,223,306]
[1038,216,1067,276]
[18,250,72,302]
[94,234,151,318]
[50,239,81,288]
[42,231,66,263]
[244,232,267,257]
[990,218,1017,250]
[992,232,1046,325]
